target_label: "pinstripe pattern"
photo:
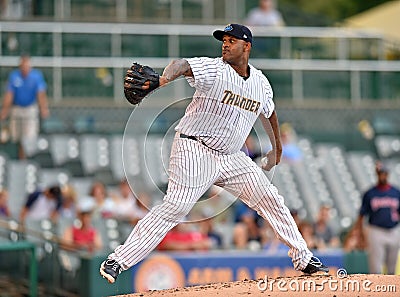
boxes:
[108,57,313,272]
[177,57,274,154]
[109,136,311,270]
[110,134,220,270]
[216,151,312,269]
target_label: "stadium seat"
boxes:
[69,177,95,199]
[315,144,358,228]
[22,218,56,262]
[23,135,54,168]
[291,162,324,217]
[297,138,333,209]
[79,134,116,184]
[73,115,96,134]
[270,163,303,212]
[49,134,84,177]
[92,217,120,254]
[375,135,400,158]
[115,134,142,180]
[22,218,60,286]
[56,217,82,286]
[7,160,39,219]
[109,135,125,182]
[41,116,68,134]
[0,152,8,191]
[346,151,375,192]
[0,218,20,242]
[38,168,71,189]
[142,135,171,188]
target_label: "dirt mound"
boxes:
[114,274,399,297]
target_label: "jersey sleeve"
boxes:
[260,78,275,118]
[25,191,41,209]
[359,191,371,216]
[184,57,219,93]
[35,70,47,92]
[55,195,63,211]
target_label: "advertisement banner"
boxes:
[130,250,343,292]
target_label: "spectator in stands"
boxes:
[61,208,103,253]
[80,181,115,219]
[232,200,264,250]
[280,123,302,163]
[298,221,320,250]
[342,224,367,252]
[242,134,263,161]
[19,185,62,223]
[157,222,211,251]
[112,179,149,224]
[354,161,400,274]
[1,55,49,159]
[313,205,340,248]
[290,209,301,227]
[245,0,285,27]
[197,210,223,249]
[263,223,289,254]
[189,185,235,226]
[0,189,10,218]
[59,184,78,220]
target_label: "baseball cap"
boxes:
[213,24,253,44]
[376,162,389,174]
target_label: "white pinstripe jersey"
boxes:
[175,57,275,154]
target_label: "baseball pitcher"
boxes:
[100,23,329,284]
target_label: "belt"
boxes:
[180,133,199,142]
[179,133,219,152]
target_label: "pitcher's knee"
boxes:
[153,199,194,222]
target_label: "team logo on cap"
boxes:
[224,24,233,32]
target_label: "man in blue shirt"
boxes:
[1,55,49,158]
[355,162,400,274]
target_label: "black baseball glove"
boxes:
[124,62,160,105]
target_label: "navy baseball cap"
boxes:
[376,164,389,173]
[376,163,389,174]
[213,24,253,44]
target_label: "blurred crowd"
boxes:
[2,149,399,279]
[0,179,152,254]
[0,121,374,256]
[0,175,360,255]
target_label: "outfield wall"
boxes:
[80,250,374,297]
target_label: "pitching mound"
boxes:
[114,274,399,297]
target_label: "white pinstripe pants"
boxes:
[109,133,312,271]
